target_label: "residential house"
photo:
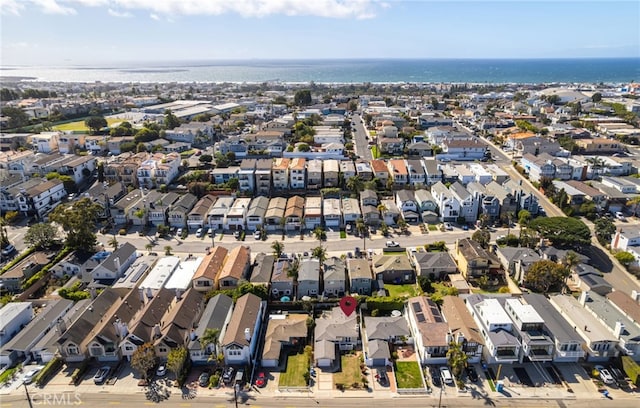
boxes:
[323,159,340,187]
[414,189,438,215]
[522,294,585,362]
[441,139,486,161]
[423,159,442,186]
[372,254,415,284]
[284,196,305,231]
[364,315,411,367]
[85,181,126,220]
[452,238,501,281]
[82,242,137,284]
[314,307,359,367]
[57,155,97,185]
[303,196,322,230]
[467,182,500,221]
[323,198,342,228]
[167,193,198,228]
[250,253,274,287]
[502,179,540,215]
[341,197,361,225]
[378,136,403,155]
[261,314,308,367]
[395,189,419,224]
[104,152,148,187]
[225,197,251,231]
[360,189,380,226]
[271,258,295,300]
[246,196,269,232]
[468,163,493,185]
[192,247,228,292]
[238,159,257,194]
[187,195,216,230]
[495,247,541,284]
[569,263,612,296]
[265,197,287,232]
[406,296,450,365]
[0,303,33,347]
[16,178,66,219]
[575,138,623,154]
[607,291,640,326]
[485,181,518,219]
[136,256,180,298]
[323,257,346,297]
[339,160,356,182]
[221,293,266,365]
[347,258,372,295]
[355,160,373,181]
[549,293,619,362]
[387,159,408,186]
[410,250,457,280]
[503,298,554,363]
[370,159,390,186]
[450,182,479,223]
[255,159,273,196]
[431,182,460,222]
[147,192,180,226]
[272,158,290,190]
[465,294,521,364]
[298,258,321,297]
[440,296,484,364]
[0,252,51,292]
[216,246,250,290]
[207,196,234,231]
[307,159,323,189]
[455,165,476,186]
[580,291,640,361]
[289,158,306,189]
[406,159,427,186]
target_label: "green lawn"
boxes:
[340,231,347,239]
[333,355,364,388]
[427,224,438,231]
[386,283,420,298]
[53,118,122,132]
[279,352,309,387]
[395,361,424,389]
[370,145,380,159]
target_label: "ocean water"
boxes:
[1,58,638,84]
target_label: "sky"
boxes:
[1,0,638,66]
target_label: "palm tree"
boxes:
[446,341,469,381]
[271,240,284,258]
[346,176,364,195]
[200,328,221,363]
[312,226,325,242]
[164,245,173,255]
[311,245,327,264]
[355,217,367,252]
[396,217,409,235]
[562,250,580,270]
[145,243,153,254]
[377,203,388,224]
[108,235,119,250]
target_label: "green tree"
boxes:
[615,251,636,267]
[471,229,491,248]
[294,89,312,106]
[592,92,602,103]
[346,176,364,194]
[298,143,311,152]
[164,245,173,255]
[199,154,213,165]
[313,227,326,242]
[446,341,469,380]
[562,250,581,270]
[49,198,102,252]
[167,346,188,385]
[396,217,409,234]
[133,127,159,143]
[163,109,181,130]
[523,260,570,293]
[200,328,221,362]
[108,235,119,250]
[518,210,531,226]
[271,240,284,258]
[24,222,57,249]
[594,217,616,246]
[417,275,433,293]
[84,116,108,134]
[529,217,591,248]
[130,343,157,383]
[627,196,640,217]
[145,243,153,253]
[0,106,30,129]
[311,245,327,264]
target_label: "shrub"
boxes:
[118,228,127,235]
[71,360,89,385]
[209,374,220,388]
[35,357,63,387]
[622,356,640,386]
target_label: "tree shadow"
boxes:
[145,379,171,402]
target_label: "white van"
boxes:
[440,366,454,385]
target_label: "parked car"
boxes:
[23,368,41,384]
[254,371,267,388]
[176,228,183,236]
[93,366,111,384]
[254,230,262,239]
[615,211,627,221]
[234,230,241,239]
[222,366,235,385]
[195,227,203,238]
[385,240,400,247]
[346,224,352,234]
[376,369,388,386]
[465,365,479,382]
[430,366,441,387]
[595,365,615,384]
[1,244,16,257]
[198,372,210,387]
[206,227,212,237]
[444,223,453,231]
[156,364,166,377]
[440,366,454,385]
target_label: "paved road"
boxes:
[0,391,634,408]
[352,113,373,161]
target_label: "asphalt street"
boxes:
[352,113,373,161]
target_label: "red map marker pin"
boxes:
[339,296,357,317]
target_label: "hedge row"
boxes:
[70,360,89,385]
[622,356,640,386]
[0,247,36,275]
[22,246,72,289]
[35,357,63,387]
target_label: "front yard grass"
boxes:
[386,283,420,298]
[427,224,438,231]
[333,354,366,390]
[395,361,423,389]
[370,145,380,159]
[279,352,309,387]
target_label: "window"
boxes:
[67,345,79,355]
[124,345,134,352]
[159,346,167,353]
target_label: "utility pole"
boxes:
[233,383,239,408]
[23,383,34,408]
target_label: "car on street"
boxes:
[222,366,235,385]
[23,368,41,384]
[440,366,454,385]
[195,227,203,238]
[385,240,400,247]
[198,372,210,387]
[1,245,16,257]
[595,365,615,384]
[465,365,479,382]
[93,366,111,384]
[156,364,166,377]
[444,223,453,231]
[176,228,183,236]
[254,371,267,388]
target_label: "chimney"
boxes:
[244,328,251,342]
[153,323,161,338]
[146,287,153,299]
[113,319,129,338]
[139,288,145,302]
[631,290,640,303]
[445,332,453,344]
[614,321,626,338]
[190,329,197,341]
[579,291,590,306]
[456,332,465,344]
[175,288,183,300]
[114,257,121,272]
[89,287,97,299]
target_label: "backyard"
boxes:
[53,118,122,132]
[333,354,367,390]
[279,351,310,387]
[385,283,420,298]
[394,361,424,389]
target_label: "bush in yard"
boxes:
[35,357,63,387]
[622,356,640,386]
